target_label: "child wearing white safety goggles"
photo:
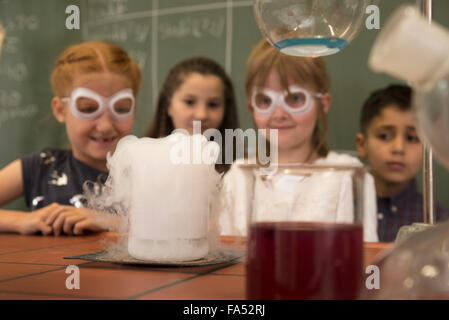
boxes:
[0,41,141,237]
[218,39,379,243]
[62,87,135,121]
[251,85,323,116]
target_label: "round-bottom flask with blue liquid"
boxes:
[274,37,348,57]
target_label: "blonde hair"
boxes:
[246,39,331,159]
[51,41,141,97]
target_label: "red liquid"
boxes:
[246,221,363,300]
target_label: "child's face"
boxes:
[356,106,423,187]
[53,72,135,170]
[168,72,225,134]
[250,69,324,152]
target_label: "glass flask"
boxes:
[253,0,372,57]
[414,74,449,170]
[238,163,369,299]
[360,220,449,299]
[369,5,449,170]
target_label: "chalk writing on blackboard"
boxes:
[0,104,38,129]
[0,14,39,32]
[87,21,150,43]
[128,49,147,70]
[0,89,21,108]
[159,16,225,40]
[2,36,19,54]
[0,62,28,82]
[87,0,129,21]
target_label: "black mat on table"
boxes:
[64,250,244,267]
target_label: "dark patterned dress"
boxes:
[21,148,107,210]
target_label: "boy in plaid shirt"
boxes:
[356,84,449,242]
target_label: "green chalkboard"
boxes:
[82,0,449,210]
[0,0,83,210]
[82,0,261,136]
[1,0,449,212]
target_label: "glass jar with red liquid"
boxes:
[241,163,368,300]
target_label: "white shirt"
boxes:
[218,151,379,242]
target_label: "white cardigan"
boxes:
[218,152,379,242]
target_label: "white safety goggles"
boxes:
[251,85,323,116]
[62,87,135,121]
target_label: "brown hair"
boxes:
[145,56,240,173]
[51,41,141,97]
[246,39,331,160]
[360,84,412,134]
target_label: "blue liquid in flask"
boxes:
[274,37,348,57]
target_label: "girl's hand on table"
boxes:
[46,206,118,236]
[17,203,59,235]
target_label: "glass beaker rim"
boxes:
[237,162,368,175]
